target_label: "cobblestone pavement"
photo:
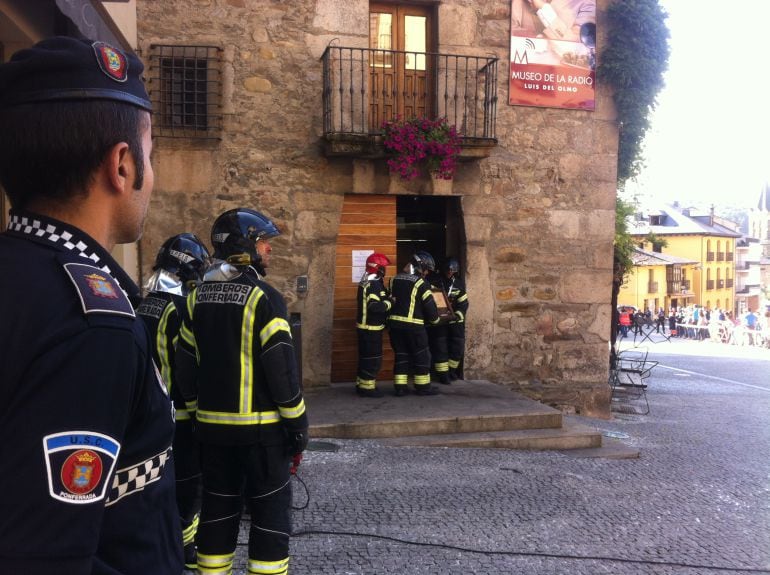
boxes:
[223,340,770,574]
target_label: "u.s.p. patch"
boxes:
[64,262,135,317]
[43,431,121,504]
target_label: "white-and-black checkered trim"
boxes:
[105,447,172,506]
[8,214,115,278]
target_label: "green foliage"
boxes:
[614,198,637,279]
[643,232,668,251]
[599,0,670,183]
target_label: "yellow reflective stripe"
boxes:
[409,279,422,319]
[361,283,369,325]
[389,315,423,325]
[394,375,408,384]
[198,551,234,574]
[240,287,264,414]
[180,290,197,348]
[455,311,465,322]
[156,301,175,393]
[448,359,461,369]
[421,290,432,301]
[369,293,381,302]
[356,378,376,389]
[248,556,288,575]
[356,323,385,330]
[197,409,281,425]
[278,399,306,420]
[384,299,392,311]
[259,317,290,347]
[175,409,192,421]
[434,362,449,372]
[185,399,197,412]
[456,294,468,302]
[182,514,199,545]
[414,374,431,385]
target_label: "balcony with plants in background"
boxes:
[321,46,498,160]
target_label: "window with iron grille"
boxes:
[148,45,222,139]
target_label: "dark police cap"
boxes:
[0,36,151,111]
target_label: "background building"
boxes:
[2,0,620,416]
[618,247,697,312]
[629,204,740,313]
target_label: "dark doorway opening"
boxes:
[396,195,464,275]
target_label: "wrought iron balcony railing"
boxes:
[321,46,498,157]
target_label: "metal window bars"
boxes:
[148,45,223,139]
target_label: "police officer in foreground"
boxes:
[176,208,308,575]
[137,233,211,569]
[355,253,393,398]
[388,251,441,396]
[0,37,182,573]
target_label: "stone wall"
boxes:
[137,0,617,417]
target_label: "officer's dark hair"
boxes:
[0,99,148,210]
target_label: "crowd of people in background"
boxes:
[618,304,770,348]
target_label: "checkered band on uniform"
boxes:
[8,213,114,277]
[106,447,172,506]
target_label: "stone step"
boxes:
[307,380,563,440]
[376,421,602,451]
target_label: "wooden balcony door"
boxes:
[369,2,435,131]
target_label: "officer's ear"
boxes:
[103,141,133,196]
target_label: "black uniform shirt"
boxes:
[356,274,391,330]
[0,210,182,575]
[387,271,440,330]
[136,290,194,418]
[177,264,308,446]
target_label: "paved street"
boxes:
[230,338,770,574]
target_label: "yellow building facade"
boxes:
[619,248,698,312]
[626,205,740,313]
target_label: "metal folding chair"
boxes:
[609,346,657,415]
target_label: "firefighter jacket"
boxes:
[444,275,469,323]
[177,262,308,446]
[0,210,182,575]
[356,273,392,330]
[136,290,195,420]
[387,270,440,330]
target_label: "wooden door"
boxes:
[369,3,434,130]
[331,195,397,382]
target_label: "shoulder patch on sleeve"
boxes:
[43,431,121,504]
[63,262,135,317]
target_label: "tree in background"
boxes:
[599,0,670,362]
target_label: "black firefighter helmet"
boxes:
[412,250,436,274]
[210,208,280,273]
[153,233,210,286]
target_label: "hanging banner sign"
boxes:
[509,0,596,111]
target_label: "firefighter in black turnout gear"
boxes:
[0,37,182,574]
[137,233,210,569]
[443,258,469,381]
[176,208,308,575]
[426,264,454,385]
[387,251,441,396]
[355,253,392,397]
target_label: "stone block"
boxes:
[439,5,476,46]
[561,271,610,304]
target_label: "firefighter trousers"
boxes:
[356,328,384,390]
[426,323,449,377]
[173,419,201,549]
[389,326,431,389]
[447,322,466,370]
[196,442,291,575]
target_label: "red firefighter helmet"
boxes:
[365,253,391,277]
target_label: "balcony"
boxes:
[321,46,498,158]
[707,279,715,290]
[717,279,725,289]
[647,281,658,293]
[726,252,733,261]
[717,252,724,262]
[726,279,734,288]
[706,251,715,262]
